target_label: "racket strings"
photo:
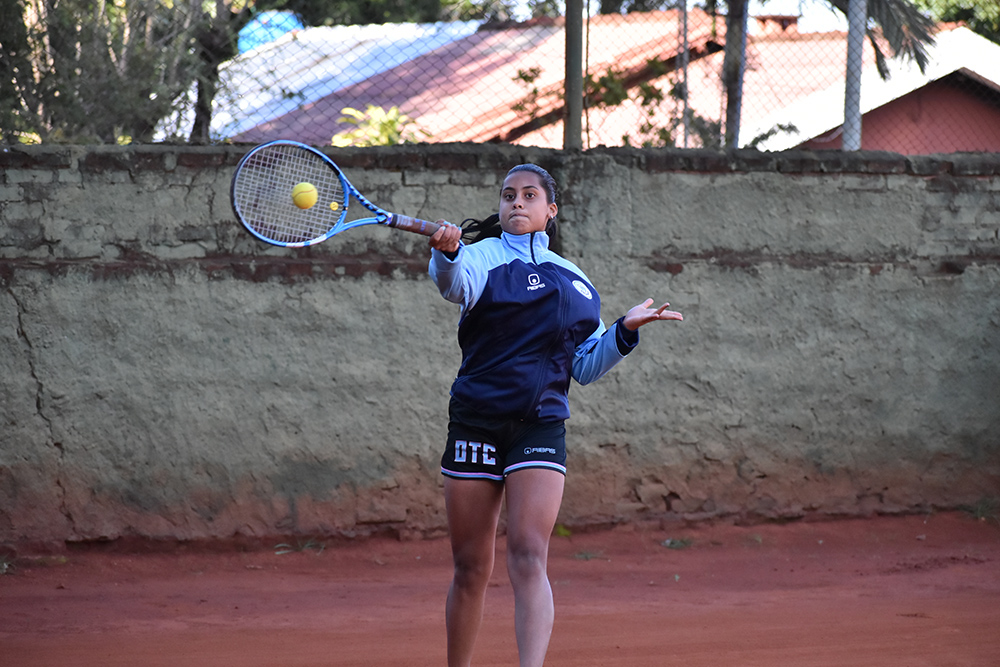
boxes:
[233,144,346,245]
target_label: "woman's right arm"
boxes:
[428,222,488,311]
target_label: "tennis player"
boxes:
[428,163,682,667]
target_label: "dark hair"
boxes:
[461,164,560,247]
[507,163,557,206]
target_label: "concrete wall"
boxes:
[1,144,998,548]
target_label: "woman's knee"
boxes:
[506,540,548,583]
[452,551,495,590]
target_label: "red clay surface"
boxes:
[2,512,998,666]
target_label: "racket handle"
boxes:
[388,214,441,237]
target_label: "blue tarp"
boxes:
[238,11,305,53]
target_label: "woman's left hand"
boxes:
[623,298,683,331]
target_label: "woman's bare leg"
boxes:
[504,468,566,667]
[444,476,505,667]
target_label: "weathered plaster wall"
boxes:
[1,144,997,548]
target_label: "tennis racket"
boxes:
[230,140,441,247]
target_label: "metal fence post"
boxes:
[723,0,749,148]
[679,0,690,148]
[843,0,867,150]
[564,0,584,151]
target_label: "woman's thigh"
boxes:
[504,468,565,558]
[444,476,505,570]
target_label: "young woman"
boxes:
[427,164,682,667]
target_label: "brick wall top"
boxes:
[3,144,998,178]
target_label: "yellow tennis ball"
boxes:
[291,182,318,209]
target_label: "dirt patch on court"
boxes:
[3,511,998,666]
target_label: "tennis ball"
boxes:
[292,182,318,209]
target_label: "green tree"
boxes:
[189,1,256,144]
[826,0,937,76]
[0,0,35,142]
[1,0,203,144]
[914,0,1000,43]
[439,0,517,21]
[286,0,444,25]
[721,0,936,145]
[526,0,564,18]
[598,0,673,12]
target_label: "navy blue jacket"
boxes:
[429,230,638,422]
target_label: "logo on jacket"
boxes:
[572,280,593,299]
[527,273,546,291]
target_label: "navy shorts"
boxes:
[441,400,567,481]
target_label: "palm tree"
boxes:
[828,0,937,75]
[721,0,937,146]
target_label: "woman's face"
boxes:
[498,170,558,236]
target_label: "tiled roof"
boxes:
[224,15,1000,151]
[233,11,726,146]
[216,21,481,140]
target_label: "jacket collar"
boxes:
[501,230,549,261]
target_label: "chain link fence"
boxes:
[166,6,1000,154]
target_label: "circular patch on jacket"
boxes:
[572,280,593,299]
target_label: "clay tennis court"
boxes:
[3,511,998,666]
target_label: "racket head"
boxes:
[231,141,352,247]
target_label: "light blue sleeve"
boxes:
[572,319,634,385]
[428,244,489,314]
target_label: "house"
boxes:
[749,24,1000,153]
[222,12,1000,154]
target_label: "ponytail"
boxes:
[460,213,559,249]
[461,213,502,243]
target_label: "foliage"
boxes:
[331,105,428,146]
[526,0,564,18]
[582,58,722,148]
[511,67,544,118]
[598,0,674,13]
[274,538,326,554]
[0,0,205,144]
[186,1,260,144]
[439,0,517,21]
[586,68,631,108]
[627,74,723,148]
[285,0,443,26]
[439,0,557,21]
[826,0,938,77]
[960,497,1000,524]
[914,0,1000,44]
[661,537,693,549]
[744,123,799,149]
[508,55,724,148]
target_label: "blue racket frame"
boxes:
[231,140,439,247]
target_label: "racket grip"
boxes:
[388,214,441,237]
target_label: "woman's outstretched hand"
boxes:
[623,298,683,331]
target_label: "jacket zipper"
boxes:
[523,232,569,420]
